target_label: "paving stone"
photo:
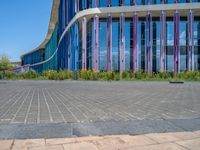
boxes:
[63,142,98,150]
[13,139,45,149]
[0,81,200,139]
[46,138,77,145]
[93,137,130,150]
[145,133,181,144]
[76,136,104,142]
[29,145,64,150]
[126,143,187,150]
[176,138,200,150]
[119,135,157,146]
[0,140,13,150]
[193,130,200,135]
[167,131,200,140]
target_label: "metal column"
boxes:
[107,0,112,6]
[68,31,71,71]
[62,0,66,30]
[146,12,152,73]
[95,0,99,7]
[75,23,79,71]
[75,0,79,14]
[160,11,166,72]
[82,17,87,70]
[174,10,180,73]
[93,15,99,71]
[119,13,125,74]
[107,14,112,71]
[65,0,68,26]
[133,13,138,72]
[187,10,194,71]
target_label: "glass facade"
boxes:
[21,0,200,73]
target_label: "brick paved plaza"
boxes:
[0,81,200,140]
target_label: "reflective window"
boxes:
[112,19,119,71]
[179,0,187,3]
[99,20,107,70]
[125,20,131,70]
[194,20,200,70]
[112,0,120,6]
[138,21,146,70]
[166,20,174,71]
[99,0,107,7]
[152,20,161,72]
[180,21,187,71]
[87,20,94,69]
[124,0,132,5]
[152,0,161,4]
[137,0,146,5]
[192,0,200,2]
[166,0,174,3]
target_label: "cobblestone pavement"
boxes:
[0,81,200,139]
[1,131,200,150]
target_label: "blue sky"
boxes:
[0,0,53,62]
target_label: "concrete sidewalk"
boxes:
[1,131,200,150]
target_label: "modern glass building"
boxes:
[21,0,200,73]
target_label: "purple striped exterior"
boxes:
[12,65,30,72]
[107,14,112,71]
[82,17,87,70]
[174,11,180,73]
[62,0,65,30]
[146,12,152,73]
[75,0,79,14]
[119,13,125,73]
[75,23,79,71]
[160,11,166,72]
[107,0,112,6]
[187,10,194,71]
[65,0,68,26]
[133,14,138,72]
[93,15,99,71]
[95,0,99,7]
[67,32,71,71]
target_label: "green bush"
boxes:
[91,71,99,80]
[1,69,200,81]
[106,71,114,80]
[19,71,37,79]
[35,76,48,80]
[0,72,2,79]
[43,70,58,80]
[78,70,86,80]
[4,71,18,80]
[122,71,131,80]
[134,70,147,80]
[58,70,67,80]
[114,72,120,81]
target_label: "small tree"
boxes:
[0,56,12,77]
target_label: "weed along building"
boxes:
[21,0,200,74]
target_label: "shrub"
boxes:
[122,71,131,80]
[98,71,107,80]
[0,72,2,79]
[78,70,87,80]
[19,71,37,79]
[66,71,73,80]
[134,70,147,80]
[91,71,99,80]
[58,70,67,80]
[114,72,120,81]
[4,71,17,80]
[106,71,114,80]
[43,70,58,80]
[35,76,48,80]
